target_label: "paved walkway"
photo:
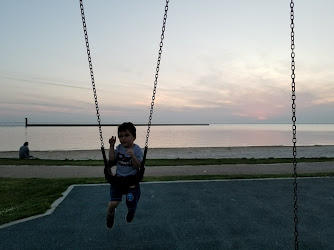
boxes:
[0,162,333,178]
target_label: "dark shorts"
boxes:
[110,183,141,211]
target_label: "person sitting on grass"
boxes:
[106,122,143,229]
[19,142,33,159]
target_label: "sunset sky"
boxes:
[1,0,333,125]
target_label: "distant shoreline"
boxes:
[1,145,333,160]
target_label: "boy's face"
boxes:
[118,129,136,148]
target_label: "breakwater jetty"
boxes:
[24,118,209,127]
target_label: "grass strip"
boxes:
[1,157,334,166]
[1,173,334,225]
[0,177,105,225]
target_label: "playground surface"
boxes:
[1,178,334,249]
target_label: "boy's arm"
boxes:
[126,148,142,169]
[108,136,117,164]
[131,154,141,169]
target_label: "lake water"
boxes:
[0,124,333,151]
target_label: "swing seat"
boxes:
[104,163,145,187]
[104,147,148,186]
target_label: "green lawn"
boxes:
[0,177,105,225]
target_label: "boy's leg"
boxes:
[107,200,120,214]
[125,184,141,222]
[107,184,122,229]
[106,201,119,229]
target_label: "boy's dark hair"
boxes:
[118,122,136,137]
[24,142,29,146]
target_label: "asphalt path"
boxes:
[0,162,334,178]
[1,178,334,249]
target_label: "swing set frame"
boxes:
[79,0,299,248]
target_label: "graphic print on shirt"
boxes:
[117,153,132,167]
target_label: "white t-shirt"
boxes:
[115,144,143,177]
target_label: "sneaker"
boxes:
[126,210,135,223]
[106,210,116,229]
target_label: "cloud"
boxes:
[0,71,91,90]
[149,58,292,121]
[137,53,334,124]
[1,45,333,124]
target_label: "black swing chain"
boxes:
[290,1,298,249]
[79,0,105,149]
[145,0,170,148]
[79,0,170,168]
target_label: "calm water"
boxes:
[0,124,333,151]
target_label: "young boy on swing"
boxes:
[106,122,143,229]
